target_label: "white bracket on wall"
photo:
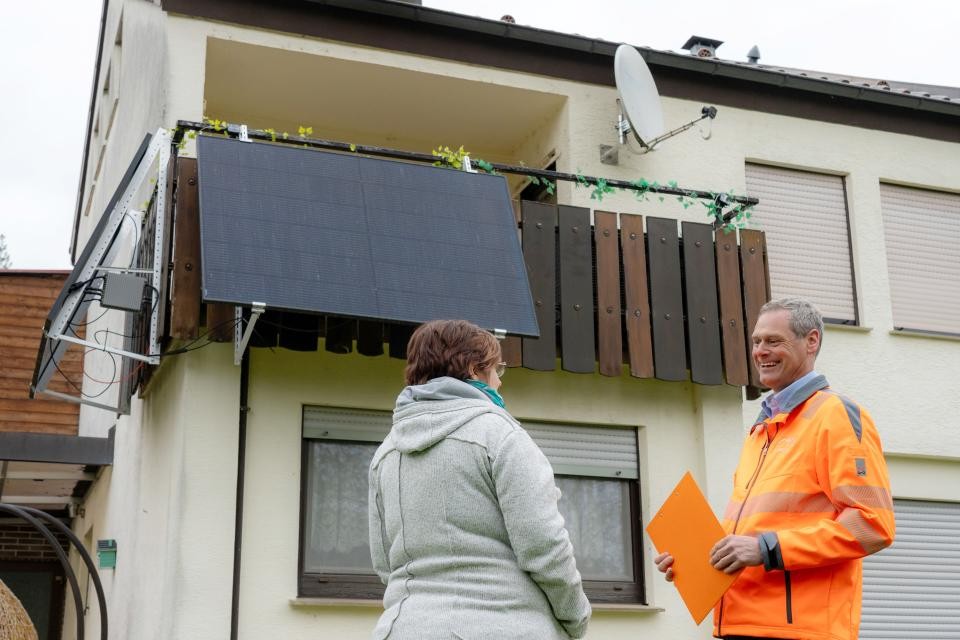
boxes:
[234,302,266,365]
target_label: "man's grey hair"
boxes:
[759,297,824,352]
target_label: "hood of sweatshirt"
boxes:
[391,376,506,453]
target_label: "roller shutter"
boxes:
[303,407,637,478]
[880,184,960,335]
[745,164,856,323]
[860,499,960,639]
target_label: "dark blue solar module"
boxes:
[197,135,539,337]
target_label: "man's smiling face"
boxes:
[751,309,820,392]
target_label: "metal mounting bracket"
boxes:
[234,302,266,365]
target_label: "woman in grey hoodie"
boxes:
[368,319,591,640]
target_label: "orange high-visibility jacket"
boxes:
[714,375,895,640]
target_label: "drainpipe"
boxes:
[230,353,250,639]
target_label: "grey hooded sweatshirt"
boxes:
[368,377,591,640]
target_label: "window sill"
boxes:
[289,598,665,614]
[824,323,872,333]
[591,603,665,613]
[291,597,382,608]
[890,328,960,342]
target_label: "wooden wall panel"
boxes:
[646,218,687,381]
[594,211,622,376]
[682,222,723,385]
[558,205,595,373]
[620,215,653,378]
[521,201,557,371]
[715,230,749,386]
[0,273,80,436]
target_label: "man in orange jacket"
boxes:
[655,297,895,640]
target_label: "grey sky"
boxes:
[0,0,955,270]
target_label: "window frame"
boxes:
[297,408,645,603]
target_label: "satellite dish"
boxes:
[614,44,665,147]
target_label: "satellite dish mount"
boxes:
[609,45,718,159]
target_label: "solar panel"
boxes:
[196,135,539,337]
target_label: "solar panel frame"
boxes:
[196,135,539,337]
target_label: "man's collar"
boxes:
[757,371,829,422]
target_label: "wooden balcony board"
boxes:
[558,205,595,374]
[521,201,557,371]
[715,230,749,386]
[682,222,724,385]
[646,218,688,382]
[594,211,622,377]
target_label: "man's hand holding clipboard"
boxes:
[646,472,744,624]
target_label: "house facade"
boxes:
[52,1,960,639]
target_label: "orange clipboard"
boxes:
[645,471,740,624]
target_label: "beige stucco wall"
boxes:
[239,345,741,640]
[65,343,240,640]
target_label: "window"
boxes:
[299,407,644,603]
[745,164,857,324]
[880,184,960,335]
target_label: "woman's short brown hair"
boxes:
[404,319,502,386]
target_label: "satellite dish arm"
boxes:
[641,106,718,151]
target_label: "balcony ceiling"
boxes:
[203,38,566,161]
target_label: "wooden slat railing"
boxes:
[163,189,770,388]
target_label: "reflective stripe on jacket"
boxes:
[714,375,895,640]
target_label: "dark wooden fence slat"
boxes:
[646,217,687,381]
[682,222,723,385]
[620,214,654,378]
[388,323,414,360]
[715,230,748,386]
[500,335,521,368]
[558,205,595,373]
[740,229,769,389]
[271,312,318,351]
[170,158,201,340]
[357,320,384,356]
[595,211,622,376]
[248,310,279,348]
[324,316,354,354]
[521,201,557,371]
[206,303,235,342]
[499,200,523,367]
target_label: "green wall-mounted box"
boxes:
[97,539,117,569]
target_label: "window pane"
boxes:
[303,440,378,574]
[556,476,633,581]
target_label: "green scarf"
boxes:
[466,379,506,409]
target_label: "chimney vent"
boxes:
[747,45,761,64]
[682,35,724,58]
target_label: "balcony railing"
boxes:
[154,158,769,392]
